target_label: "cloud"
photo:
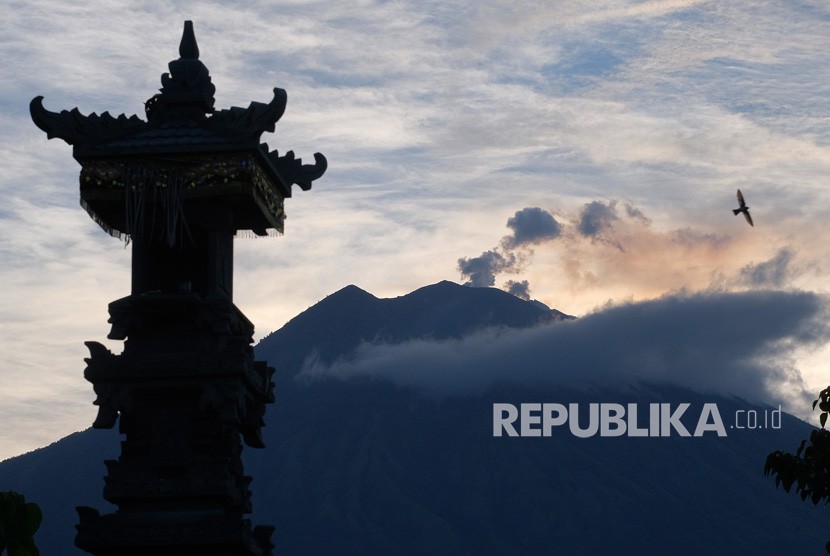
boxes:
[551,210,736,301]
[493,197,827,324]
[458,250,519,287]
[739,248,794,288]
[458,200,737,307]
[457,199,813,315]
[299,290,827,414]
[503,207,562,248]
[578,200,619,241]
[624,202,651,225]
[459,207,560,290]
[504,279,531,300]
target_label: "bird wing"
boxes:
[736,189,745,208]
[743,210,753,226]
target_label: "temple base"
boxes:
[77,293,274,555]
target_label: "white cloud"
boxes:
[299,289,827,418]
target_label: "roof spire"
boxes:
[179,20,200,59]
[145,20,215,121]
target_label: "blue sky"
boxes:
[2,0,830,460]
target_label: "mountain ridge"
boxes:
[258,280,573,380]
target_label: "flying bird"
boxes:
[733,189,753,226]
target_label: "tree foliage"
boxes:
[765,386,830,552]
[0,492,41,556]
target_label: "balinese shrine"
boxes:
[30,21,325,555]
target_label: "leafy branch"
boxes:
[0,492,41,556]
[765,387,830,552]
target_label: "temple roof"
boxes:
[30,21,325,197]
[30,89,287,156]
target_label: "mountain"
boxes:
[257,280,572,382]
[1,281,827,554]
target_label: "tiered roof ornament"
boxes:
[31,20,326,243]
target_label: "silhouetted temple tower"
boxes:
[30,21,325,555]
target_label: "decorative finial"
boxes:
[179,21,199,60]
[145,20,215,121]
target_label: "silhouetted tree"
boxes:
[765,387,830,552]
[0,492,41,556]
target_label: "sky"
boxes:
[2,0,829,461]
